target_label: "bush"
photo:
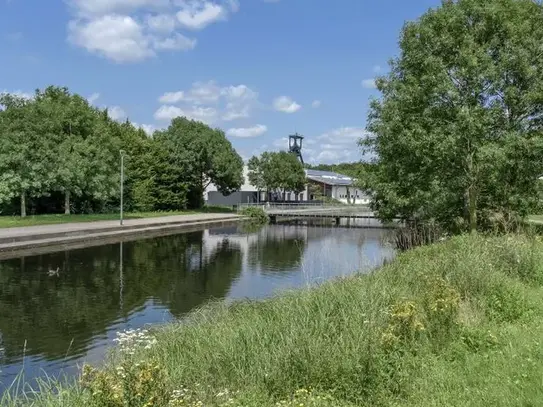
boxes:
[239,206,269,224]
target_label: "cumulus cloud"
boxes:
[159,80,221,104]
[157,80,259,124]
[311,100,321,108]
[0,89,33,100]
[108,105,128,121]
[146,14,177,32]
[68,15,155,63]
[273,96,301,113]
[176,1,227,30]
[134,123,157,136]
[154,104,218,124]
[87,92,100,104]
[66,0,236,62]
[152,33,196,50]
[68,0,169,17]
[226,124,267,138]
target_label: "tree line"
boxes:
[0,86,244,217]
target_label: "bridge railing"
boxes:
[237,202,369,213]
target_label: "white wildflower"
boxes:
[113,328,158,354]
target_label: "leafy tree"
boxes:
[0,92,56,216]
[248,151,306,200]
[157,118,244,209]
[362,0,543,232]
[32,87,119,214]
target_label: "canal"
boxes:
[0,222,395,392]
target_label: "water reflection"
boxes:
[0,223,395,391]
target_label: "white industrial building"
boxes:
[206,166,370,206]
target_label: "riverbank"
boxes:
[0,212,241,258]
[0,207,234,228]
[3,233,543,406]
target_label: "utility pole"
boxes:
[120,150,125,225]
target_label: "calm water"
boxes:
[0,222,395,391]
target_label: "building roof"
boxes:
[305,169,355,186]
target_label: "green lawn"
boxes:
[3,233,543,406]
[0,206,235,228]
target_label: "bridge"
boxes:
[239,203,393,225]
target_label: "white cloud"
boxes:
[175,0,239,30]
[273,96,301,113]
[308,127,369,164]
[226,124,267,138]
[134,123,157,135]
[159,80,221,104]
[176,2,225,30]
[66,0,233,62]
[87,92,100,104]
[373,65,382,73]
[158,91,186,104]
[154,104,218,124]
[361,78,377,89]
[108,105,128,121]
[222,104,250,121]
[221,84,258,120]
[152,33,196,50]
[146,14,177,32]
[311,100,321,108]
[158,80,259,122]
[68,15,154,63]
[69,0,168,17]
[0,89,33,100]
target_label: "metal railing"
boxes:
[238,202,370,213]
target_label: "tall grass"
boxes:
[3,234,543,406]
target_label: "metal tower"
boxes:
[289,133,304,164]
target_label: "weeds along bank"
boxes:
[4,234,543,407]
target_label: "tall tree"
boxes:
[248,151,306,200]
[0,92,56,216]
[362,0,543,232]
[157,118,244,209]
[32,86,115,214]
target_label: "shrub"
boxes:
[239,206,269,224]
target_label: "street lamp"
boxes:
[120,149,126,225]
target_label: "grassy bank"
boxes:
[0,207,234,228]
[3,234,543,406]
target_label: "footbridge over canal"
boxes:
[240,203,399,226]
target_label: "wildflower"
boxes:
[114,328,158,355]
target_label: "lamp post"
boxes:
[120,150,125,225]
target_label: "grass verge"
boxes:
[0,206,235,228]
[3,234,543,406]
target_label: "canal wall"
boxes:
[0,214,242,260]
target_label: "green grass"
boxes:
[0,206,235,228]
[3,234,543,406]
[527,214,543,224]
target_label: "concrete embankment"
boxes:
[0,214,241,259]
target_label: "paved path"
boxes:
[0,213,240,240]
[0,213,241,257]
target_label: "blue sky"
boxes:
[0,0,440,164]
